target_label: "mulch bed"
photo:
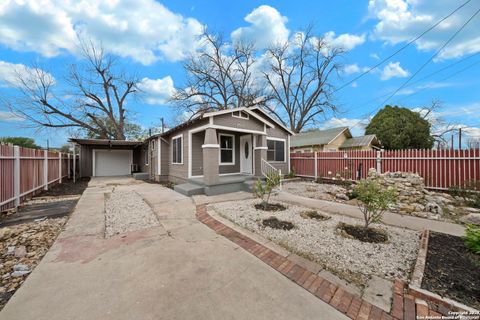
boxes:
[254,203,287,211]
[422,232,480,310]
[338,223,388,243]
[262,217,294,230]
[300,210,331,221]
[38,177,90,196]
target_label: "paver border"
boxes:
[196,204,445,320]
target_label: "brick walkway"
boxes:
[196,204,446,320]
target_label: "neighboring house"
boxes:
[71,106,293,196]
[290,127,380,153]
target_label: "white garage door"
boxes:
[94,150,132,177]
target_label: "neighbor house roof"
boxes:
[69,138,143,146]
[339,134,379,149]
[290,127,351,148]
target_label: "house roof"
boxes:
[290,127,351,148]
[339,134,379,149]
[147,106,294,140]
[69,138,144,146]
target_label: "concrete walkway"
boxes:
[1,177,346,320]
[274,191,466,237]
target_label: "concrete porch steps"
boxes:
[174,183,205,196]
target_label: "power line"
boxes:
[350,5,480,129]
[342,52,480,113]
[333,0,473,93]
[377,6,480,108]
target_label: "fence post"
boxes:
[43,150,48,190]
[58,152,62,183]
[314,152,318,180]
[72,143,76,183]
[376,150,382,174]
[67,153,71,179]
[13,146,20,208]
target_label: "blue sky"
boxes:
[1,0,480,148]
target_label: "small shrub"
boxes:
[285,169,296,179]
[464,224,480,254]
[354,180,397,229]
[470,193,480,209]
[346,188,359,200]
[253,171,281,210]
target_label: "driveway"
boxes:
[1,177,346,320]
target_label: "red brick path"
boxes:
[196,205,450,320]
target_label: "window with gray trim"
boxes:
[219,134,234,164]
[267,139,285,162]
[172,135,182,164]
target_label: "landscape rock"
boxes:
[14,246,27,258]
[12,264,29,272]
[460,213,480,225]
[11,271,30,277]
[0,217,66,310]
[335,193,349,201]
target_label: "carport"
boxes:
[70,138,147,177]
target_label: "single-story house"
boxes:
[71,106,293,195]
[290,127,381,153]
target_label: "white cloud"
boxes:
[369,0,480,60]
[344,64,361,74]
[0,111,24,121]
[380,61,409,80]
[323,31,366,51]
[320,117,370,136]
[397,82,456,95]
[138,76,175,105]
[0,60,55,87]
[370,53,380,59]
[0,0,204,64]
[343,64,370,75]
[231,5,289,49]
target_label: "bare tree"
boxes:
[418,100,457,148]
[3,42,139,140]
[171,32,261,117]
[262,28,343,133]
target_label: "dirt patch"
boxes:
[337,223,388,243]
[37,177,90,197]
[300,210,331,221]
[254,203,287,211]
[422,232,480,310]
[262,217,294,230]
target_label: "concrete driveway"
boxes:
[1,177,346,320]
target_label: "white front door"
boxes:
[240,134,252,174]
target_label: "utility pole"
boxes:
[161,117,165,134]
[458,128,462,150]
[451,134,454,150]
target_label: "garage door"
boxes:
[94,150,132,177]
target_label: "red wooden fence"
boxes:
[290,149,480,190]
[0,144,75,212]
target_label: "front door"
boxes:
[240,134,252,174]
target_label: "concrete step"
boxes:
[133,172,149,180]
[174,183,205,196]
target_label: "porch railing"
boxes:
[261,159,282,190]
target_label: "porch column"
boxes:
[202,128,219,186]
[254,135,267,177]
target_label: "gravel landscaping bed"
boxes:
[210,199,420,287]
[105,189,159,237]
[0,217,67,310]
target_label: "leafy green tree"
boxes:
[365,105,434,150]
[0,137,40,149]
